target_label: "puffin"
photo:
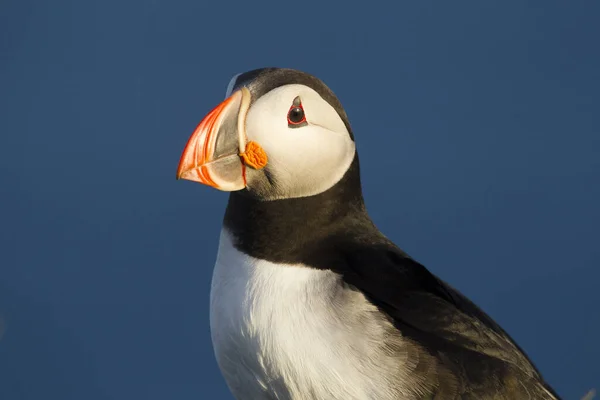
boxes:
[176,68,561,400]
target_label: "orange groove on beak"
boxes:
[176,88,251,192]
[176,96,236,187]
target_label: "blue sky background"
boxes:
[1,1,599,399]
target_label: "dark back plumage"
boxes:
[225,155,560,399]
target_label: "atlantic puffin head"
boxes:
[176,68,357,201]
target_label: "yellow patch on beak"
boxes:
[240,141,268,170]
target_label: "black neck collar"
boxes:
[223,156,376,264]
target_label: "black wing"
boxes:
[337,239,561,399]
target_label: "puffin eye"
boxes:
[288,107,305,124]
[287,96,307,127]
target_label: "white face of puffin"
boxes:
[176,75,356,200]
[244,84,355,199]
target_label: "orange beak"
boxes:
[176,88,251,191]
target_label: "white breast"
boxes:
[209,230,412,400]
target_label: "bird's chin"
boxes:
[176,88,254,192]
